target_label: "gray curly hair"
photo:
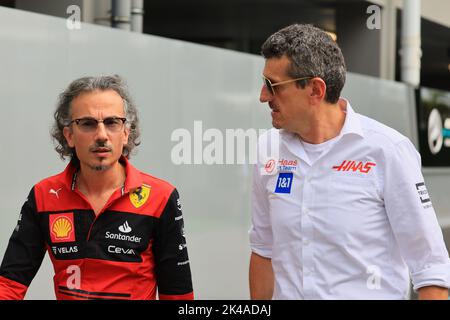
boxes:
[261,24,346,104]
[51,75,141,162]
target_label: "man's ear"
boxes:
[122,126,130,145]
[309,78,327,103]
[63,126,75,148]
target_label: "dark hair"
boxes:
[51,75,141,161]
[261,24,346,103]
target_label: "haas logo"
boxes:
[264,159,276,173]
[333,160,376,174]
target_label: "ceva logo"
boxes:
[332,160,376,174]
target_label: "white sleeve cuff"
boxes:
[411,262,450,291]
[249,244,272,259]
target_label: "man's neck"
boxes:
[77,161,126,196]
[295,98,347,144]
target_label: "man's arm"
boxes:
[153,188,194,300]
[0,188,46,300]
[248,156,274,300]
[383,139,450,296]
[249,252,274,300]
[418,286,449,300]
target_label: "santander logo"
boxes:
[332,160,376,174]
[118,221,132,233]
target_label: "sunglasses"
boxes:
[69,117,127,133]
[262,75,314,95]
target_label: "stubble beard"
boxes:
[90,164,111,171]
[88,158,112,171]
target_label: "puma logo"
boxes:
[49,188,62,199]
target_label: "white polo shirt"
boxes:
[249,101,450,299]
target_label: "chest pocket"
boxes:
[322,174,387,246]
[328,175,382,214]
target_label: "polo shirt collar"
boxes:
[62,156,143,193]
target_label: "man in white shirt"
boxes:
[249,23,450,300]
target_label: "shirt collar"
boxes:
[63,156,143,193]
[338,99,364,139]
[277,99,364,164]
[279,98,364,142]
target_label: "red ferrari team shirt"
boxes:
[0,157,193,300]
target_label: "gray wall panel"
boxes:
[0,7,266,299]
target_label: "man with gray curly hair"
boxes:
[249,24,450,300]
[0,75,193,300]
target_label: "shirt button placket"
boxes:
[301,172,315,299]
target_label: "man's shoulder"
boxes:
[34,169,69,193]
[134,169,176,195]
[30,168,73,211]
[357,113,410,147]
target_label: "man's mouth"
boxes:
[269,104,280,113]
[269,103,279,112]
[91,147,112,156]
[93,148,111,153]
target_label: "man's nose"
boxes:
[260,85,272,103]
[94,122,109,140]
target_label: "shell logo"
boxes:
[53,217,72,238]
[49,213,75,243]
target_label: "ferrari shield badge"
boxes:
[130,184,151,208]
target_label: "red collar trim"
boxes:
[62,156,143,193]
